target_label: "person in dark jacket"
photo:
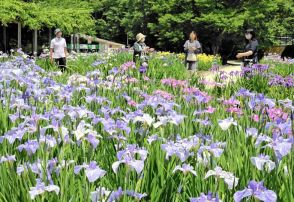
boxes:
[133,33,154,65]
[184,31,202,70]
[236,29,259,67]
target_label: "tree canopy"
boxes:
[90,0,294,52]
[1,0,293,52]
[0,0,95,34]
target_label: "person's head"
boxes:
[189,31,197,41]
[244,29,256,40]
[54,29,62,38]
[136,33,146,43]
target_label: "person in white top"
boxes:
[50,29,68,72]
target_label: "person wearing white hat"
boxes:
[50,28,68,72]
[133,33,154,64]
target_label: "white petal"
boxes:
[45,185,60,194]
[204,170,216,179]
[172,165,181,174]
[112,161,122,174]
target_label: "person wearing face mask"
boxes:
[133,33,154,65]
[236,29,259,67]
[50,29,68,72]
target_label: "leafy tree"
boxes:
[0,0,95,34]
[90,0,294,52]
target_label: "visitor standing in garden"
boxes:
[133,33,154,66]
[184,31,202,71]
[236,29,259,67]
[50,29,68,72]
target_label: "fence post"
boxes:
[33,29,38,55]
[70,34,73,52]
[3,26,6,52]
[76,34,80,53]
[49,28,52,46]
[17,22,21,49]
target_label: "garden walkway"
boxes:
[197,60,242,82]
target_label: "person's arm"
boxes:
[64,39,68,57]
[236,40,258,59]
[194,41,202,54]
[236,51,253,58]
[184,41,189,53]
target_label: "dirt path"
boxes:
[197,61,242,82]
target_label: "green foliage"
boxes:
[1,0,293,51]
[0,0,24,25]
[0,0,95,34]
[90,0,294,52]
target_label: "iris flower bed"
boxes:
[0,50,293,202]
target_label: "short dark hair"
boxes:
[245,29,256,39]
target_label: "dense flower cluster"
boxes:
[0,53,292,201]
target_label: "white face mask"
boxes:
[245,33,252,40]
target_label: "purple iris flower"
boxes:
[86,133,100,149]
[74,161,106,183]
[139,65,147,74]
[0,154,16,163]
[108,67,119,75]
[92,60,106,67]
[248,95,275,110]
[250,154,276,172]
[278,98,293,110]
[2,126,27,144]
[173,163,197,176]
[9,98,30,110]
[234,180,277,202]
[29,178,60,200]
[112,144,148,174]
[245,128,258,138]
[266,120,292,136]
[101,118,130,135]
[17,140,39,155]
[92,186,147,202]
[204,166,238,189]
[236,88,255,98]
[9,111,23,122]
[153,114,186,128]
[108,187,124,202]
[125,190,148,200]
[194,117,211,126]
[91,187,111,202]
[17,159,42,176]
[190,192,221,202]
[85,95,110,104]
[198,142,226,158]
[161,135,199,162]
[39,135,57,148]
[255,135,292,160]
[218,117,237,130]
[147,134,165,144]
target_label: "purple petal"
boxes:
[233,189,253,202]
[85,167,106,183]
[128,160,144,174]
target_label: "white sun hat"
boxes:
[136,33,146,42]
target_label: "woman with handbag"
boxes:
[184,31,202,70]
